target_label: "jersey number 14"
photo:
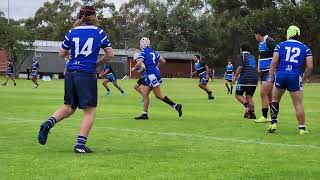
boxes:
[73,38,93,58]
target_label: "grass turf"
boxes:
[0,77,320,179]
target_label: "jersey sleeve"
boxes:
[274,43,281,53]
[305,46,312,57]
[61,30,72,51]
[137,51,145,61]
[99,30,112,49]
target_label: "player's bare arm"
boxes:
[97,48,114,66]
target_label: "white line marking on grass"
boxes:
[94,126,320,150]
[2,117,320,150]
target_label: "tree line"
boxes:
[1,0,319,73]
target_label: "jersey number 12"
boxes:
[285,47,300,63]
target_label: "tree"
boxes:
[0,20,34,75]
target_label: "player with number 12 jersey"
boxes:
[268,25,313,135]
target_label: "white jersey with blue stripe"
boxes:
[61,25,112,74]
[275,39,312,75]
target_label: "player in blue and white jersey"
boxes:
[132,37,182,120]
[192,55,214,100]
[38,6,114,153]
[223,60,234,94]
[2,61,16,86]
[99,64,125,96]
[31,58,40,88]
[254,26,277,123]
[232,42,258,119]
[132,52,147,103]
[268,25,313,135]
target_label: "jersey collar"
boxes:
[262,35,269,43]
[242,51,250,54]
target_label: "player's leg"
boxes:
[229,81,233,94]
[73,72,98,153]
[152,85,182,117]
[112,80,125,95]
[2,75,9,86]
[38,72,77,145]
[268,85,285,133]
[289,90,308,134]
[198,79,214,100]
[235,85,250,118]
[288,75,308,134]
[102,79,111,95]
[134,83,143,95]
[256,74,273,122]
[245,87,256,119]
[225,80,230,94]
[10,75,16,86]
[135,86,152,120]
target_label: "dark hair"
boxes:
[79,6,96,19]
[254,25,267,36]
[195,55,201,60]
[240,42,251,52]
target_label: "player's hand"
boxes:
[206,75,210,80]
[131,67,136,72]
[302,77,310,84]
[231,77,236,85]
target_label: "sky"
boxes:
[0,0,129,20]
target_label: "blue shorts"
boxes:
[146,73,162,88]
[260,71,270,82]
[199,76,208,85]
[64,71,97,109]
[6,73,14,77]
[275,73,302,92]
[106,73,116,82]
[31,71,38,77]
[225,74,233,81]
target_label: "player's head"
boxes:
[227,61,232,65]
[140,37,150,49]
[254,25,268,42]
[74,6,98,27]
[32,57,37,63]
[287,25,300,40]
[193,55,201,62]
[240,42,251,53]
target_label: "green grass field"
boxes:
[1,77,320,180]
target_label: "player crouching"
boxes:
[232,43,258,119]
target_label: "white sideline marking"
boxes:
[94,126,320,150]
[1,117,320,150]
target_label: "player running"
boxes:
[267,25,313,135]
[192,55,214,100]
[254,26,277,123]
[132,52,147,103]
[31,58,40,88]
[223,60,234,94]
[98,64,125,96]
[2,61,16,86]
[133,37,182,120]
[232,43,258,119]
[37,6,114,153]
